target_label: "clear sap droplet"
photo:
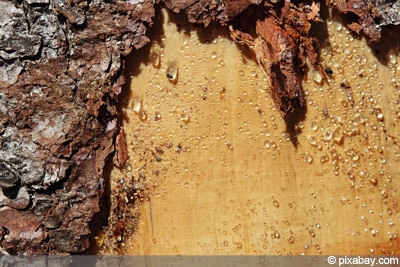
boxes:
[311,70,323,84]
[308,136,317,146]
[150,42,161,68]
[370,61,378,70]
[273,231,280,239]
[139,110,147,121]
[333,21,342,31]
[324,129,333,141]
[333,130,343,144]
[376,113,384,121]
[305,153,313,163]
[270,142,277,150]
[320,155,329,163]
[264,140,270,149]
[154,111,161,121]
[309,228,316,238]
[226,142,233,150]
[389,53,397,64]
[131,97,142,114]
[166,60,178,82]
[369,178,377,186]
[181,112,190,124]
[371,229,377,236]
[311,122,318,131]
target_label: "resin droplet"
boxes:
[309,228,316,238]
[273,231,280,239]
[226,142,233,150]
[324,129,333,141]
[389,53,397,64]
[305,153,313,163]
[311,122,318,131]
[270,141,277,150]
[320,155,329,163]
[180,112,190,124]
[131,97,142,114]
[333,130,343,144]
[149,42,161,68]
[308,136,317,146]
[333,21,342,31]
[311,70,323,84]
[166,60,178,83]
[139,110,147,121]
[264,140,270,149]
[369,178,377,186]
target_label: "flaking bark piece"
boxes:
[113,128,129,167]
[230,1,320,119]
[255,18,305,118]
[327,0,381,41]
[164,0,230,26]
[164,0,263,27]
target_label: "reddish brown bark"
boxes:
[0,0,154,254]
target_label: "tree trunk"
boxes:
[0,0,398,255]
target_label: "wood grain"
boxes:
[102,8,400,255]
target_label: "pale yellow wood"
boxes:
[102,8,400,255]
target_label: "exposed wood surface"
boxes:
[101,8,400,255]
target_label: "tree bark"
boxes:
[0,0,154,254]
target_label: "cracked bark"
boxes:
[0,0,399,255]
[0,0,154,254]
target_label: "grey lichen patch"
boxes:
[0,31,42,60]
[375,1,400,27]
[0,0,66,84]
[0,1,42,60]
[0,126,45,187]
[0,61,24,84]
[0,162,20,188]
